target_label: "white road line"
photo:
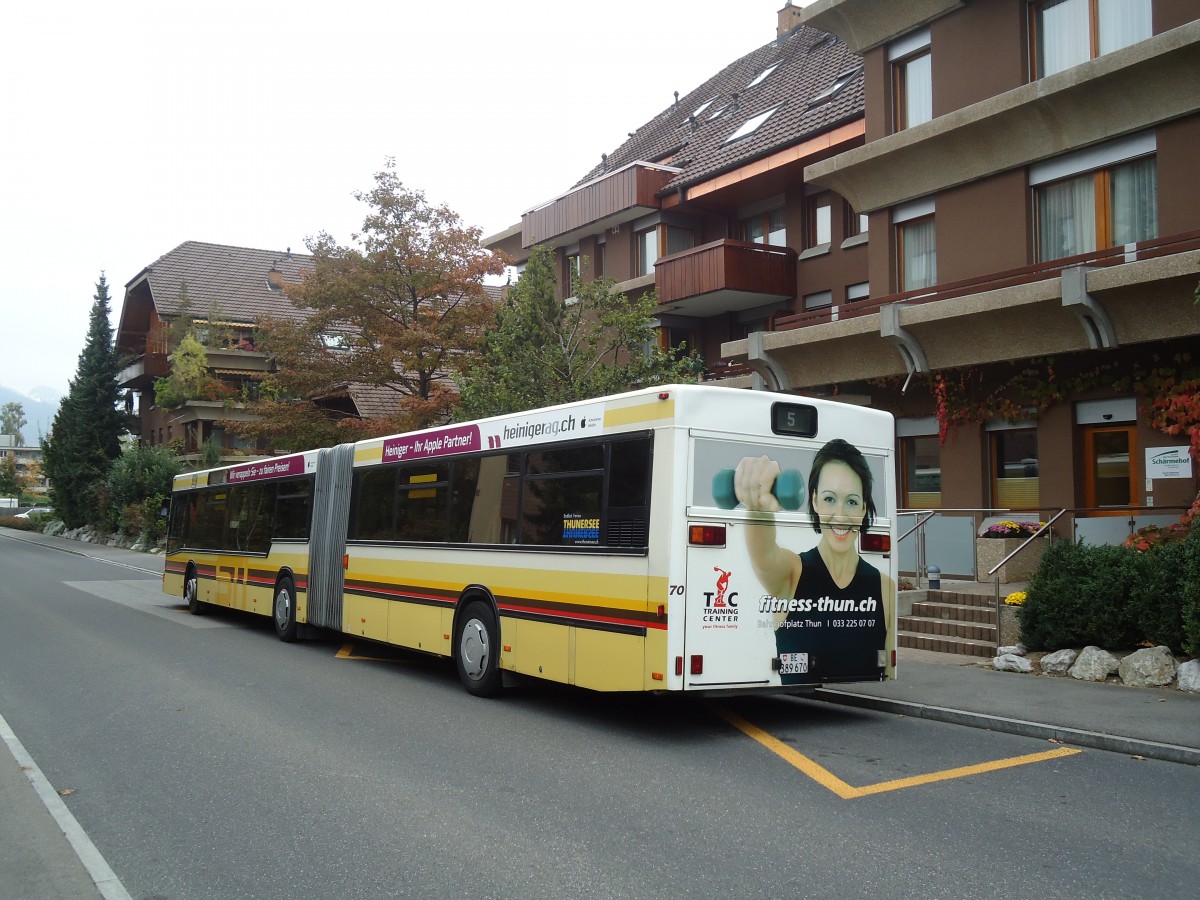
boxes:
[0,712,133,900]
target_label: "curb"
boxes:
[812,687,1200,767]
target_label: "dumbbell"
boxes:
[712,468,804,511]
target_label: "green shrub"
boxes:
[105,444,181,541]
[1019,541,1140,650]
[1129,527,1199,654]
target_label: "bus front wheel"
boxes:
[455,601,502,697]
[184,568,205,615]
[273,576,299,643]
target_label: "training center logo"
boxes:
[702,566,739,627]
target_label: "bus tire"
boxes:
[184,566,205,616]
[273,576,299,643]
[455,601,502,697]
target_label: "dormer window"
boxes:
[747,62,779,88]
[724,105,779,144]
[809,67,861,107]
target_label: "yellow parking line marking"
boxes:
[335,642,410,663]
[713,705,1082,799]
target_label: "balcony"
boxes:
[117,352,169,389]
[720,229,1200,390]
[521,161,679,249]
[655,239,797,317]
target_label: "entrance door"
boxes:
[1083,425,1137,512]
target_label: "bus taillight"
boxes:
[690,654,703,675]
[860,532,890,553]
[689,524,726,546]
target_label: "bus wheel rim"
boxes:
[460,618,489,680]
[275,588,291,628]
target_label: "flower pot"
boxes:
[975,536,1046,583]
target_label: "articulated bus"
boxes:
[163,384,897,696]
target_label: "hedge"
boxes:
[1019,526,1200,656]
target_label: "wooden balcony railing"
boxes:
[656,239,797,306]
[521,162,676,247]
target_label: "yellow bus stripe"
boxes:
[603,399,674,427]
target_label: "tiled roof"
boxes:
[128,240,314,324]
[572,23,863,196]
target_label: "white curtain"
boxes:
[1098,0,1152,55]
[1110,156,1158,246]
[904,52,933,127]
[901,218,936,290]
[1039,0,1090,76]
[1038,174,1095,260]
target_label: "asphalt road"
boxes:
[1,533,1197,899]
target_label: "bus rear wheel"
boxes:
[455,601,502,697]
[273,576,299,643]
[184,568,205,615]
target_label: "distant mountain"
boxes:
[0,385,62,444]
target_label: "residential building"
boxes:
[0,434,47,495]
[486,0,1199,572]
[115,241,313,465]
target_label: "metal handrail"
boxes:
[986,509,1067,577]
[898,509,936,543]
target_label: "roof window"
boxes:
[809,66,861,107]
[747,62,780,88]
[724,105,780,144]
[693,97,717,117]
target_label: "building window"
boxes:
[747,62,780,88]
[893,50,931,130]
[1083,425,1137,511]
[901,435,941,509]
[1035,155,1157,261]
[636,227,658,277]
[845,204,868,239]
[808,67,861,107]
[1032,0,1152,79]
[724,106,779,144]
[897,216,936,291]
[741,208,786,247]
[803,290,832,310]
[664,226,694,256]
[847,282,870,303]
[991,429,1039,509]
[807,195,832,248]
[565,252,581,290]
[889,28,931,131]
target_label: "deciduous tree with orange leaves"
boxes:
[235,162,506,451]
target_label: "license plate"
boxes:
[779,652,809,675]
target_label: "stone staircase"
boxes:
[898,589,999,658]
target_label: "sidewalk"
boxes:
[2,526,1197,899]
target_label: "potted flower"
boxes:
[975,519,1047,583]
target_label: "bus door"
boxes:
[683,519,778,690]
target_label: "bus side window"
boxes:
[606,436,651,549]
[229,483,271,553]
[351,468,397,541]
[467,453,519,544]
[274,478,313,540]
[192,490,227,551]
[395,463,450,542]
[448,457,480,543]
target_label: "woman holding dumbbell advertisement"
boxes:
[734,438,888,682]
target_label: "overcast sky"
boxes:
[0,0,803,398]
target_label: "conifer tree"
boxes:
[41,273,128,527]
